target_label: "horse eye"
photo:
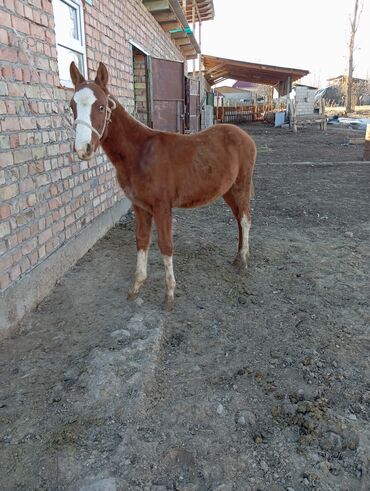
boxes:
[98,105,104,112]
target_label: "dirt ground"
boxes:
[1,123,369,491]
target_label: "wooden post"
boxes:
[192,0,196,77]
[364,124,370,160]
[291,99,297,133]
[319,98,327,131]
[198,18,202,82]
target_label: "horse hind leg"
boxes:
[153,204,176,309]
[223,187,252,269]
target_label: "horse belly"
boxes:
[174,178,234,209]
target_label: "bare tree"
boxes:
[346,0,363,112]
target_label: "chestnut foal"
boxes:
[69,62,256,307]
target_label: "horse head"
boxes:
[69,61,116,160]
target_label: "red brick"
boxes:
[0,151,13,168]
[6,101,16,114]
[7,234,18,249]
[14,149,32,164]
[20,256,31,273]
[19,178,34,193]
[29,250,38,266]
[9,134,20,148]
[22,68,31,83]
[12,67,22,81]
[0,12,11,28]
[30,23,44,38]
[0,204,11,219]
[10,264,21,281]
[42,0,53,13]
[38,227,52,245]
[11,15,30,34]
[0,273,11,290]
[14,0,24,16]
[27,193,37,207]
[1,117,20,132]
[38,245,46,259]
[17,227,31,242]
[0,47,17,63]
[20,117,37,130]
[22,238,37,256]
[0,28,9,44]
[0,254,12,272]
[24,5,33,20]
[1,66,13,79]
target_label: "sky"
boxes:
[200,0,370,88]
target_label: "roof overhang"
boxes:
[184,0,215,22]
[143,1,214,59]
[202,54,309,94]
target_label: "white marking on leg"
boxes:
[130,249,148,296]
[163,255,176,302]
[240,214,251,265]
[73,87,96,155]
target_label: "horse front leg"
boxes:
[153,204,176,308]
[128,205,152,300]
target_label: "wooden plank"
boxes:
[143,0,170,12]
[349,137,364,144]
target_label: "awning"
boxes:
[143,1,215,60]
[202,54,309,95]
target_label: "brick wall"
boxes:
[0,0,183,298]
[295,85,316,115]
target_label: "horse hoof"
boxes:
[233,255,247,270]
[163,296,174,311]
[127,289,139,300]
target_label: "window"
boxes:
[52,0,87,87]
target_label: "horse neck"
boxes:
[102,100,153,164]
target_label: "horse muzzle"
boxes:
[76,143,94,160]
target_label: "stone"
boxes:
[235,410,256,426]
[217,403,224,415]
[319,432,342,451]
[79,477,116,491]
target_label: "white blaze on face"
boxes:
[73,87,97,155]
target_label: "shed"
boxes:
[292,84,318,116]
[202,54,309,96]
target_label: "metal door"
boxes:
[150,58,185,133]
[185,77,200,132]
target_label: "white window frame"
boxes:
[52,0,88,87]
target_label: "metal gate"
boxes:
[185,77,200,133]
[150,58,184,133]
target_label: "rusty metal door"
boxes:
[185,77,200,133]
[149,58,184,133]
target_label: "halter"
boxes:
[74,95,117,140]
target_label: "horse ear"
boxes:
[70,62,85,86]
[95,62,109,88]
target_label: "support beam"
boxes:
[364,124,370,160]
[143,0,171,12]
